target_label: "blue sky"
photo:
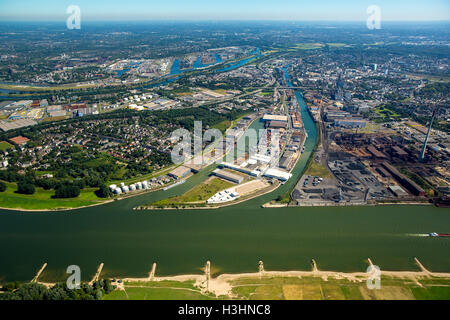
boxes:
[0,0,449,21]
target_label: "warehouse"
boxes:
[388,185,409,197]
[334,118,367,128]
[266,120,288,130]
[212,169,244,184]
[262,114,288,122]
[168,165,192,180]
[263,168,292,181]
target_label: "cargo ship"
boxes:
[428,233,450,237]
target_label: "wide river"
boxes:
[0,68,449,283]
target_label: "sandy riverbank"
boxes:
[104,257,450,297]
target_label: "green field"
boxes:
[229,276,450,300]
[0,181,106,210]
[104,287,215,300]
[0,141,12,151]
[292,43,325,50]
[373,106,402,122]
[304,161,333,179]
[327,43,348,48]
[103,280,216,300]
[212,120,232,133]
[151,177,233,207]
[102,276,450,300]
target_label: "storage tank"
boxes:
[129,184,136,191]
[122,186,129,193]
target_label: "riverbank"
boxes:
[27,257,450,300]
[136,179,280,210]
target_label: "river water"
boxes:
[0,65,449,283]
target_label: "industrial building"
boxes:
[388,185,409,197]
[381,162,426,196]
[334,118,367,128]
[0,119,37,132]
[263,168,292,181]
[212,169,244,184]
[207,189,239,204]
[221,162,262,177]
[266,120,288,130]
[168,165,192,179]
[262,114,288,122]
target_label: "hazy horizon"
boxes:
[1,0,449,22]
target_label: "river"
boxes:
[0,66,449,283]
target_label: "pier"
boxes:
[205,261,211,292]
[258,260,265,276]
[414,257,431,275]
[148,263,157,281]
[311,259,318,273]
[89,263,104,285]
[31,263,47,283]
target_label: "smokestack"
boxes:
[419,107,438,162]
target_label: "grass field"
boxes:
[151,177,233,206]
[292,43,325,50]
[0,141,13,151]
[102,276,450,300]
[373,106,402,122]
[229,276,450,300]
[0,181,105,210]
[104,287,215,300]
[327,43,348,47]
[212,120,232,133]
[103,280,216,300]
[304,161,333,179]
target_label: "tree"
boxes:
[54,185,80,198]
[95,184,112,198]
[0,181,6,192]
[17,182,35,195]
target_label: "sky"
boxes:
[0,0,449,21]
